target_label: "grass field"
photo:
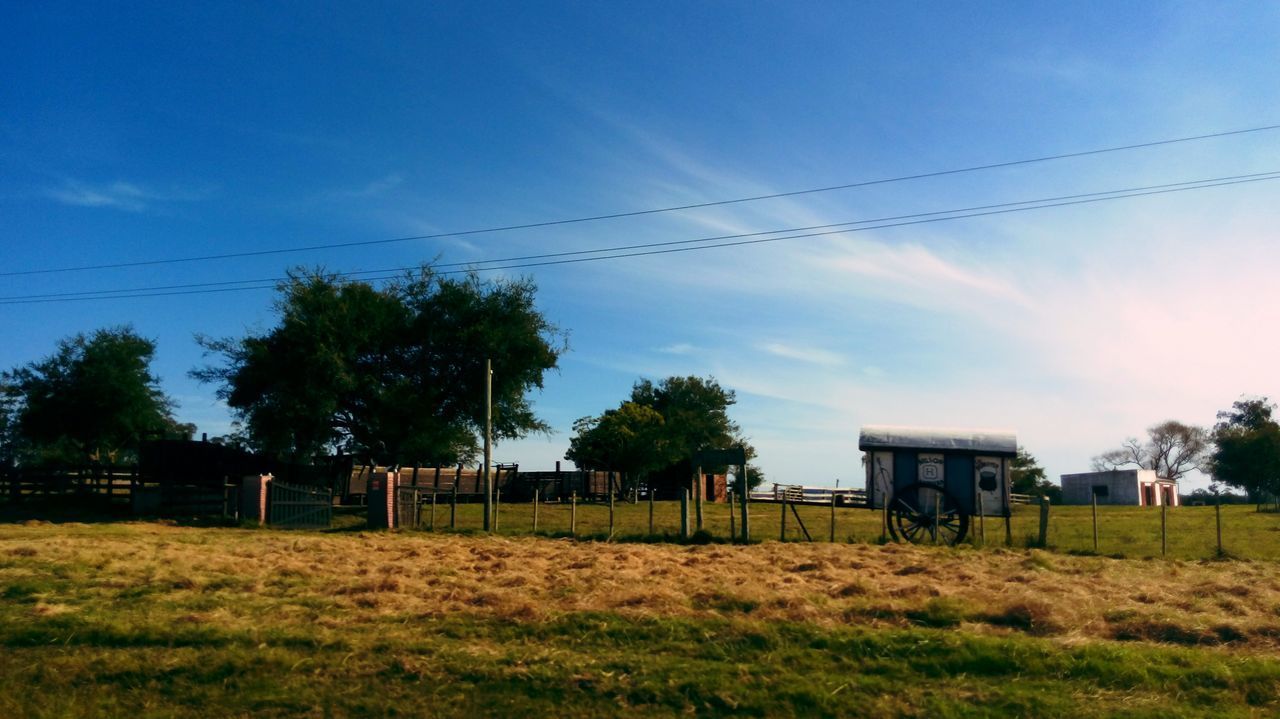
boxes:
[432,498,1278,561]
[3,514,1280,717]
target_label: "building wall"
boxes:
[1061,469,1162,505]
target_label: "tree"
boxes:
[3,326,185,465]
[566,375,761,495]
[193,267,565,466]
[1208,397,1280,507]
[565,402,668,493]
[1010,446,1061,503]
[0,378,20,469]
[1091,420,1208,482]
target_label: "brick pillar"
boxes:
[368,471,398,529]
[240,474,272,525]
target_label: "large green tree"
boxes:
[567,375,761,495]
[193,267,565,466]
[3,326,186,465]
[1209,397,1280,507]
[565,402,668,492]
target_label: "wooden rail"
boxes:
[749,484,867,505]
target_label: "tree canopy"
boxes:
[1209,397,1280,505]
[1010,446,1061,503]
[193,267,565,466]
[565,402,668,483]
[2,326,187,465]
[1091,420,1208,482]
[566,375,761,494]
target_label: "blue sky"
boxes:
[3,2,1279,489]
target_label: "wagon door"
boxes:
[974,456,1006,516]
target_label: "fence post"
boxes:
[1091,491,1099,553]
[648,486,655,536]
[780,494,788,542]
[933,491,941,545]
[680,490,689,539]
[608,490,615,540]
[732,486,742,537]
[1161,500,1167,557]
[881,499,888,543]
[977,492,986,546]
[450,484,457,529]
[1038,496,1050,547]
[739,464,751,544]
[830,493,837,543]
[430,491,437,531]
[1003,509,1013,547]
[693,466,703,531]
[570,491,577,537]
[1215,493,1224,557]
[533,488,540,533]
[494,488,501,532]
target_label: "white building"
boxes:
[1060,469,1179,507]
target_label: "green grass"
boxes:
[3,609,1278,718]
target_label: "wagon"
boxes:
[859,426,1017,545]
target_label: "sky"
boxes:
[3,1,1279,491]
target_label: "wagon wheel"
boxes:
[887,482,969,546]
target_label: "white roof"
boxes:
[858,425,1017,455]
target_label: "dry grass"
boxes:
[5,521,1280,716]
[4,521,1280,652]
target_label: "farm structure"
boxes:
[345,464,630,503]
[1060,469,1179,507]
[860,426,1017,514]
[859,425,1017,545]
[3,439,349,520]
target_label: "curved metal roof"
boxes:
[858,425,1017,455]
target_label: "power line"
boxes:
[3,169,1275,302]
[4,169,1276,305]
[4,123,1279,278]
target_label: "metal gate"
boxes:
[268,481,332,529]
[396,486,423,528]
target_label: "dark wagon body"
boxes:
[859,425,1017,519]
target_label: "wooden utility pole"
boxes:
[483,359,493,532]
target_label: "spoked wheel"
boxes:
[887,482,970,546]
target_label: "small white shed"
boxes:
[1060,469,1179,507]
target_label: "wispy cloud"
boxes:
[657,342,697,355]
[44,179,210,212]
[760,342,845,367]
[329,173,404,199]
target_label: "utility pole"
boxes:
[483,359,493,532]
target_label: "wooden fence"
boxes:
[749,484,868,506]
[4,465,138,505]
